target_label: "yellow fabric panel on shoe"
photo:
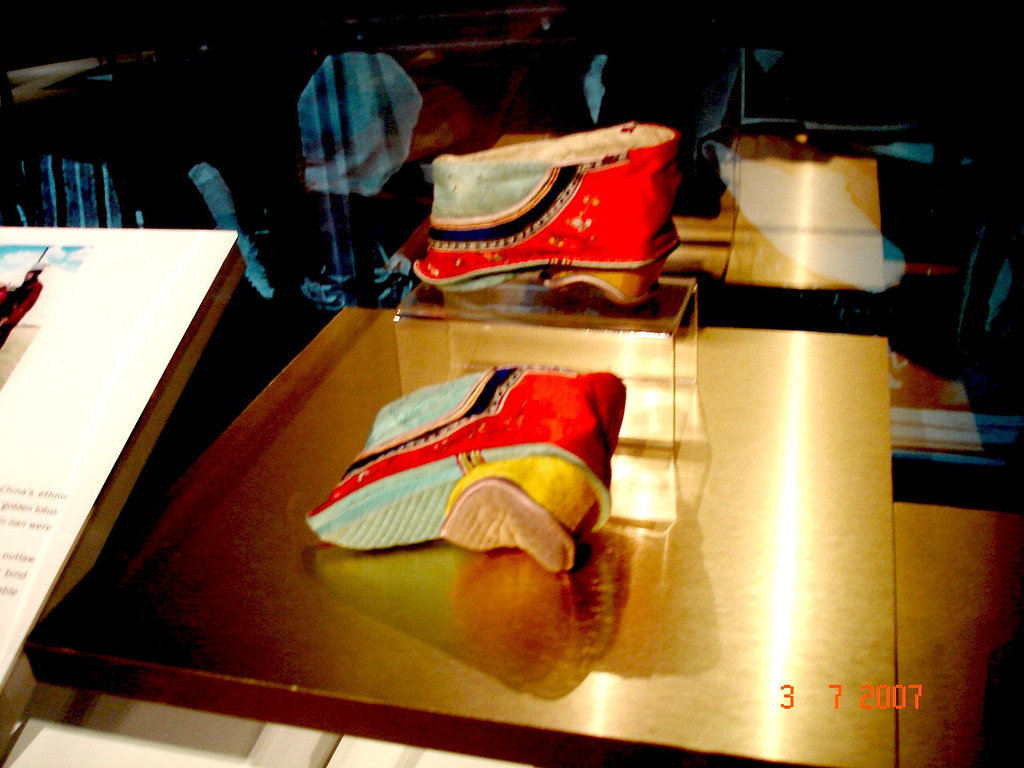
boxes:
[441,456,600,571]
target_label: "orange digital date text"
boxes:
[779,683,923,709]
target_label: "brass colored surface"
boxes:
[27,310,895,767]
[895,503,1024,767]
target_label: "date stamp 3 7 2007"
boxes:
[780,684,923,710]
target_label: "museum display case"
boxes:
[1,5,1021,767]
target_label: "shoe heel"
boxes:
[544,257,665,305]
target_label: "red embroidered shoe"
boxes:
[414,122,682,305]
[306,366,627,571]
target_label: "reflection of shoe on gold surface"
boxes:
[415,122,682,305]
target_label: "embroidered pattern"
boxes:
[338,367,524,483]
[428,155,625,253]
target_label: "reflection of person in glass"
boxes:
[0,265,44,350]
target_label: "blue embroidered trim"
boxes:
[428,165,579,245]
[344,366,520,475]
[427,152,626,251]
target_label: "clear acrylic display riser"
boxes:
[394,275,703,531]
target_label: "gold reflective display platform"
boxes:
[24,308,895,768]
